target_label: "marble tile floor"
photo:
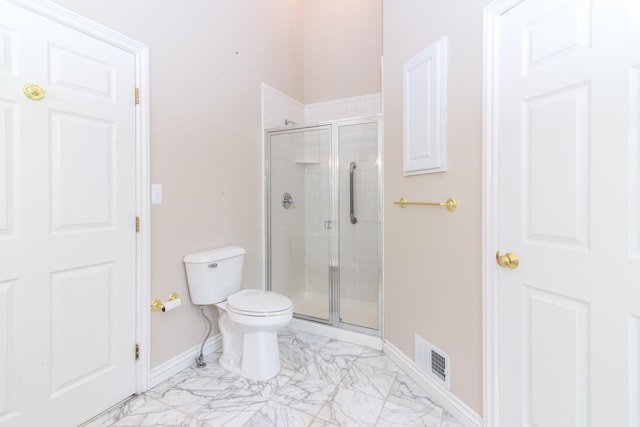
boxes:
[83,328,464,427]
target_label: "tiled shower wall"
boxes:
[262,84,305,130]
[261,83,382,130]
[305,92,382,123]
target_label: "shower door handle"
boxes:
[350,162,358,224]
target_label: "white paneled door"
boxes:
[486,0,640,426]
[0,2,137,426]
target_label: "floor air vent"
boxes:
[415,334,451,391]
[431,348,447,382]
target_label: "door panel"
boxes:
[522,0,591,72]
[522,287,589,427]
[629,315,640,426]
[50,112,114,231]
[0,100,16,238]
[631,65,640,258]
[523,82,590,248]
[49,44,116,99]
[0,1,137,425]
[0,280,16,423]
[50,263,115,397]
[0,25,16,76]
[491,0,640,425]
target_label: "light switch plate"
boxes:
[151,184,162,204]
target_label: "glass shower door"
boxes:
[337,120,380,330]
[267,126,332,321]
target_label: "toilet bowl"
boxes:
[216,289,292,380]
[183,247,293,381]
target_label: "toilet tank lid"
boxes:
[183,246,246,263]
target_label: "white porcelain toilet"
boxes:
[183,246,293,381]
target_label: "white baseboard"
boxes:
[289,318,383,350]
[149,335,222,389]
[383,340,483,427]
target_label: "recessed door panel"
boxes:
[523,0,591,73]
[50,264,113,396]
[630,65,640,258]
[50,111,113,232]
[49,45,114,100]
[0,280,16,422]
[0,100,16,238]
[631,0,640,32]
[523,83,590,249]
[406,58,433,162]
[630,315,640,426]
[0,26,15,76]
[523,286,589,427]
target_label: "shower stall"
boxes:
[265,115,382,335]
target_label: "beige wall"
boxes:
[46,1,489,415]
[303,0,382,103]
[50,0,304,366]
[383,0,491,414]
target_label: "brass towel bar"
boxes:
[393,197,457,212]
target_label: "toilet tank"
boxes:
[183,246,246,305]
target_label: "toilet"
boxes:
[183,246,293,381]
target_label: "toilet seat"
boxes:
[226,289,292,317]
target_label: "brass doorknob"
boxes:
[496,251,519,269]
[22,83,46,101]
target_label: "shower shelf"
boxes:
[295,160,320,165]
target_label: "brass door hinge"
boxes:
[135,344,140,361]
[135,216,140,233]
[135,88,140,105]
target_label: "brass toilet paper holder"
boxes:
[150,292,180,312]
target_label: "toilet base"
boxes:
[217,303,291,381]
[219,330,281,381]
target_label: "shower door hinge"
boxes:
[135,344,140,360]
[135,88,140,105]
[135,216,140,233]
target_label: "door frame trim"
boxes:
[482,1,525,426]
[7,0,151,393]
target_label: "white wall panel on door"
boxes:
[630,65,640,258]
[0,17,17,240]
[522,287,589,427]
[0,100,16,237]
[48,44,115,99]
[0,0,140,425]
[484,0,640,425]
[0,280,16,423]
[632,0,640,33]
[50,112,114,231]
[0,26,16,75]
[49,263,114,396]
[630,315,640,426]
[523,83,590,249]
[522,0,591,73]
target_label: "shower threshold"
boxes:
[291,291,378,330]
